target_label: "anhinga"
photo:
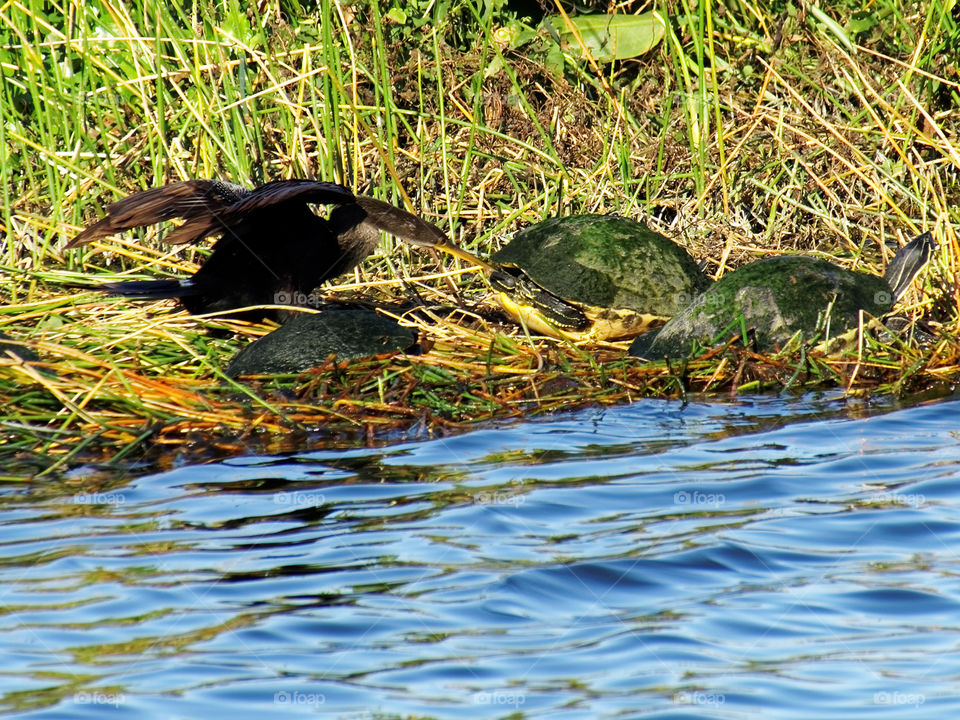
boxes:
[67,179,479,320]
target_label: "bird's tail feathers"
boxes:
[97,278,200,299]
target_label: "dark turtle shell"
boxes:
[629,255,896,359]
[227,307,415,376]
[630,231,934,358]
[490,215,708,339]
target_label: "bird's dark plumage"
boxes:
[68,180,453,320]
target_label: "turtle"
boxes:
[226,307,416,376]
[628,230,935,359]
[488,215,710,341]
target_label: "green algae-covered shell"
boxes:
[227,307,415,376]
[629,255,893,358]
[491,215,708,317]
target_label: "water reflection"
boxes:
[1,389,959,718]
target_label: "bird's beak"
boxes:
[425,240,496,271]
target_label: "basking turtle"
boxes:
[629,231,935,359]
[226,307,416,376]
[488,215,709,341]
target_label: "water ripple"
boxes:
[2,390,960,718]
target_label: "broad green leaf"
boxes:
[848,11,878,36]
[386,8,407,24]
[543,12,666,64]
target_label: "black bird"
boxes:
[67,179,463,320]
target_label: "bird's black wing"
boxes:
[67,180,250,248]
[68,179,355,248]
[224,180,355,216]
[160,180,356,246]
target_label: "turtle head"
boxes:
[490,267,592,334]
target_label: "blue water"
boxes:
[3,390,960,718]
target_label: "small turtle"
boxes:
[629,231,935,359]
[226,307,416,376]
[488,215,710,341]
